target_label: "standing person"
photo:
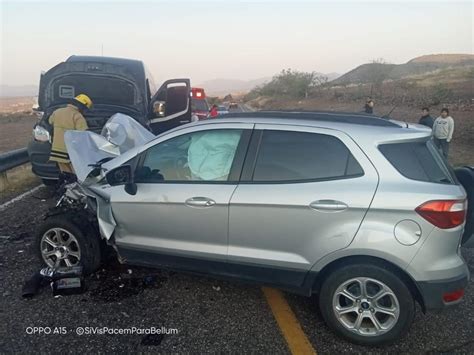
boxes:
[208,104,218,118]
[418,107,435,128]
[432,108,454,159]
[49,94,93,173]
[364,99,374,114]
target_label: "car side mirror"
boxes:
[153,101,166,117]
[105,165,137,195]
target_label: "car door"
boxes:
[148,79,192,135]
[227,124,379,287]
[109,123,253,272]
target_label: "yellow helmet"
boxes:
[74,94,93,109]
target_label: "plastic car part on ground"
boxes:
[22,266,84,298]
[65,113,155,183]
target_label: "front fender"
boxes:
[84,185,116,241]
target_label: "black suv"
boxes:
[28,55,191,184]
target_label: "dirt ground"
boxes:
[252,97,474,167]
[0,97,38,154]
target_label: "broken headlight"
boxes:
[33,125,51,143]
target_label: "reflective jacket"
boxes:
[49,104,88,163]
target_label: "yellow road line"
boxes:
[262,287,317,355]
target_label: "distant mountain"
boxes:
[332,53,474,85]
[408,54,474,64]
[197,77,272,96]
[324,72,341,81]
[199,72,341,96]
[0,85,38,97]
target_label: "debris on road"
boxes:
[89,262,168,303]
[21,266,84,298]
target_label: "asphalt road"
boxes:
[0,186,473,353]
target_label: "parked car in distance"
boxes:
[37,111,469,346]
[228,102,238,110]
[190,87,210,121]
[27,55,192,184]
[216,105,229,115]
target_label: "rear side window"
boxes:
[252,130,364,182]
[379,140,455,184]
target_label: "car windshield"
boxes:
[191,98,209,112]
[51,75,137,107]
[217,106,227,110]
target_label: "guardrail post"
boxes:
[0,171,8,191]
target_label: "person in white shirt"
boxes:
[432,108,454,159]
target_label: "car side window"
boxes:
[136,129,244,183]
[252,130,363,182]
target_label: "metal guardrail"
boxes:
[0,148,30,173]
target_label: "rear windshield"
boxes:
[379,140,456,184]
[191,98,209,112]
[52,75,136,106]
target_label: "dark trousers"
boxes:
[434,138,449,159]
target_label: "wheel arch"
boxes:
[37,211,103,274]
[311,255,426,312]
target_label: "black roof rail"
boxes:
[222,110,401,127]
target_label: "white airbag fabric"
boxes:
[187,131,241,181]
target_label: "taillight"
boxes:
[443,289,464,303]
[416,199,467,229]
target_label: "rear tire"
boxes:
[319,263,415,346]
[36,216,101,274]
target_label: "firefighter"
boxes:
[49,94,93,173]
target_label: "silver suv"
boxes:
[36,111,469,345]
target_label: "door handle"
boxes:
[309,200,348,212]
[185,197,216,208]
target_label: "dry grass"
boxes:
[0,164,41,202]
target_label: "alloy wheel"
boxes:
[332,277,400,336]
[40,228,81,268]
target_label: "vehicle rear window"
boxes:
[379,140,456,184]
[53,75,136,106]
[252,130,364,182]
[191,98,209,112]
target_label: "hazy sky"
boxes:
[1,0,472,86]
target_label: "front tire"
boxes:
[319,263,415,346]
[36,216,101,274]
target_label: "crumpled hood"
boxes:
[65,113,154,182]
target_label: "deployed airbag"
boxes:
[187,131,241,180]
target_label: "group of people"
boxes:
[418,107,454,159]
[364,98,454,159]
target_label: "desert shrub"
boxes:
[246,69,327,100]
[430,84,453,106]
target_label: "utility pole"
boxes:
[101,44,104,56]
